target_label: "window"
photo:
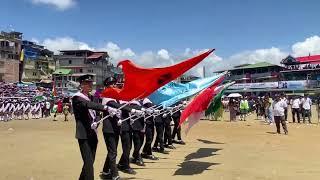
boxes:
[69,60,72,64]
[80,68,83,73]
[33,72,37,76]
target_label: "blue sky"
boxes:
[2,0,320,75]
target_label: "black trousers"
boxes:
[274,116,288,134]
[284,108,288,121]
[102,133,119,177]
[132,130,144,159]
[292,108,300,123]
[142,123,155,155]
[153,122,164,150]
[172,119,182,141]
[164,123,172,145]
[78,137,98,180]
[118,131,132,169]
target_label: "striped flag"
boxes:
[179,82,234,134]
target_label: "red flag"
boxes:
[179,82,222,126]
[179,81,234,134]
[101,49,215,101]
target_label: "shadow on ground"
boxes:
[185,148,221,161]
[173,161,220,176]
[197,139,225,144]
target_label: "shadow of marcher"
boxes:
[197,139,225,144]
[174,161,220,176]
[266,132,277,134]
[185,148,222,161]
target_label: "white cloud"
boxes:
[31,0,76,10]
[228,47,287,66]
[40,37,93,54]
[292,36,320,56]
[34,35,320,77]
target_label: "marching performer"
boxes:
[141,98,159,160]
[72,74,111,180]
[3,100,11,122]
[23,99,31,120]
[99,77,144,180]
[0,100,4,121]
[171,102,186,145]
[8,100,16,121]
[129,100,146,166]
[152,107,169,154]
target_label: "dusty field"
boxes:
[1,108,320,180]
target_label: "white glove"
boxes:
[117,120,122,126]
[166,107,173,111]
[131,109,145,117]
[115,110,122,119]
[91,122,98,129]
[107,107,118,117]
[162,113,168,118]
[145,108,154,115]
[170,120,175,126]
[154,109,160,114]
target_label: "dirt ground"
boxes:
[1,107,320,180]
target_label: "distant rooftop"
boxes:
[59,50,93,53]
[233,62,279,70]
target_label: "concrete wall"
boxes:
[0,59,19,82]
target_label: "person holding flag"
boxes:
[99,77,144,180]
[72,74,137,180]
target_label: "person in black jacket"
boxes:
[141,98,159,160]
[171,102,186,145]
[152,106,169,154]
[117,100,143,175]
[130,100,146,166]
[72,74,110,180]
[99,77,143,180]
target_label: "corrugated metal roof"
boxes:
[233,62,278,70]
[53,68,72,75]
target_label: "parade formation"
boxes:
[3,1,320,180]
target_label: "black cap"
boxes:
[104,76,117,87]
[77,74,94,84]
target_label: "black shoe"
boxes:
[164,144,176,149]
[117,166,136,175]
[135,159,145,166]
[141,153,159,160]
[141,154,159,161]
[112,176,121,180]
[99,171,112,180]
[179,140,186,145]
[152,147,159,152]
[159,149,169,154]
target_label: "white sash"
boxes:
[24,104,30,112]
[3,103,10,112]
[73,92,97,122]
[18,104,25,111]
[0,104,4,113]
[9,104,15,112]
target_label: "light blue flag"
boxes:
[149,72,227,107]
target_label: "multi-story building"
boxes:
[21,40,55,83]
[213,57,320,96]
[0,31,22,82]
[54,50,115,91]
[280,54,320,92]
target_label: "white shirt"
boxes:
[46,102,51,109]
[272,100,286,116]
[281,98,288,108]
[301,97,312,110]
[291,99,301,109]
